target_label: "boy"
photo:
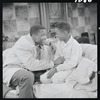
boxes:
[40,22,82,83]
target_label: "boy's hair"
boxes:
[30,25,45,36]
[55,22,71,34]
[50,22,60,29]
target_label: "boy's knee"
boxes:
[40,71,52,83]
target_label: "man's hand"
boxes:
[47,68,57,79]
[54,56,65,65]
[43,39,56,55]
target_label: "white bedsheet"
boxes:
[33,82,97,98]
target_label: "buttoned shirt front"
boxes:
[54,36,82,71]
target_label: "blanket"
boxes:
[33,82,97,98]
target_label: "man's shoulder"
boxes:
[14,36,27,45]
[14,35,35,49]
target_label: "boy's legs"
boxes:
[40,70,71,84]
[9,69,35,98]
[52,71,72,83]
[40,70,52,84]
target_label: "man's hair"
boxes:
[54,22,71,33]
[30,25,45,36]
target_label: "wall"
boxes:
[67,3,97,44]
[3,3,41,40]
[3,3,97,50]
[3,3,41,50]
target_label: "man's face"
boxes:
[32,29,47,45]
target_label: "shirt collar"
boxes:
[66,35,74,45]
[26,34,44,49]
[62,35,74,48]
[26,34,35,47]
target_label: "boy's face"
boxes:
[32,29,47,45]
[55,28,70,42]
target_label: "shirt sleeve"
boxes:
[14,44,54,71]
[56,43,82,71]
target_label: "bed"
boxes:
[3,43,97,98]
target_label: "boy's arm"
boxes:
[54,56,65,66]
[47,56,65,78]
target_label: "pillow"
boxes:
[67,57,97,84]
[84,45,97,64]
[80,44,97,64]
[73,73,97,92]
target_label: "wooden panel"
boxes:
[3,3,41,49]
[48,3,68,29]
[15,4,28,20]
[28,3,40,18]
[41,3,68,38]
[49,3,61,19]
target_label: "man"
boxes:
[3,25,54,98]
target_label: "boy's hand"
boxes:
[54,56,65,65]
[47,68,57,79]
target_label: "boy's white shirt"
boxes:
[3,34,54,86]
[54,36,82,71]
[40,36,83,84]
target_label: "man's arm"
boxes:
[14,44,54,71]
